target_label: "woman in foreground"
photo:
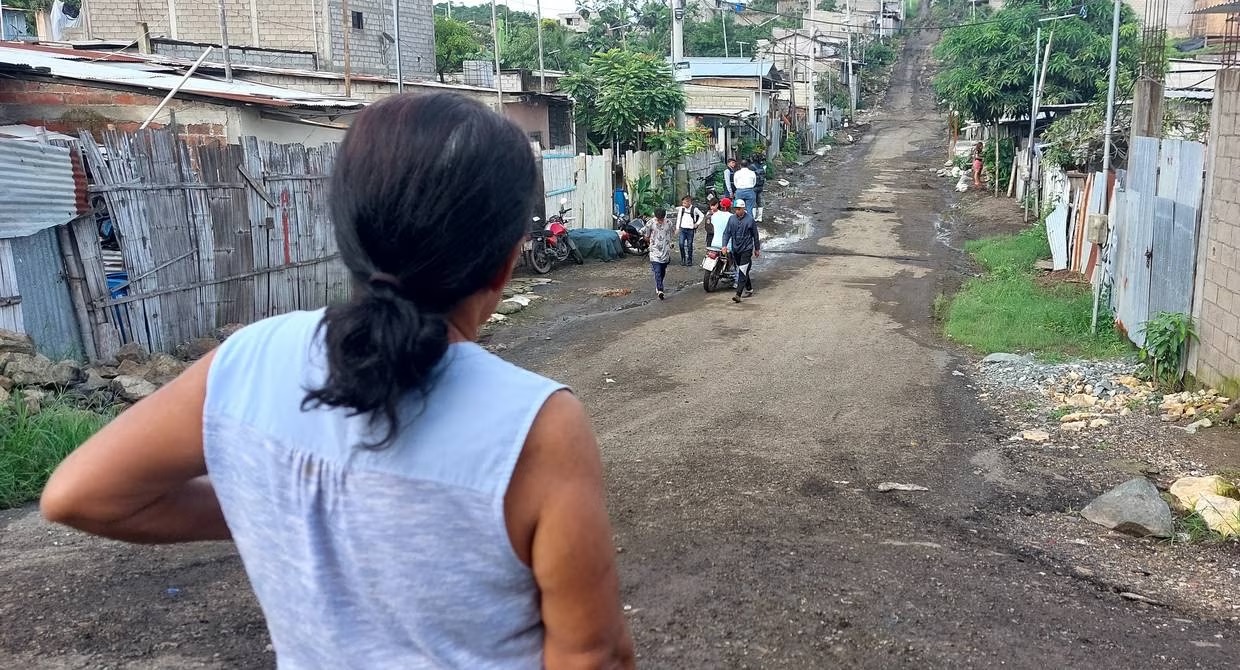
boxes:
[41,92,635,670]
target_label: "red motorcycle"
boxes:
[524,199,584,274]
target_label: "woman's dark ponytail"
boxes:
[303,277,449,448]
[302,92,537,448]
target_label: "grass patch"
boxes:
[1173,510,1225,544]
[944,225,1131,360]
[0,398,111,509]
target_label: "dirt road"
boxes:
[1,31,1236,669]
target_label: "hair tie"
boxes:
[368,271,403,291]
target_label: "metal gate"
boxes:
[1113,136,1206,345]
[541,148,576,224]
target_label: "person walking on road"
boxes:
[733,160,758,219]
[646,207,675,300]
[675,194,705,266]
[723,157,739,198]
[751,154,767,222]
[722,198,760,303]
[971,142,984,188]
[40,92,636,670]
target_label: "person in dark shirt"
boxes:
[721,199,760,303]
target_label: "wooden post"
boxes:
[993,123,1000,197]
[56,221,99,362]
[342,0,353,98]
[136,21,152,54]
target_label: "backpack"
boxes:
[754,163,766,189]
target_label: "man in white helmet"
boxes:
[720,198,760,303]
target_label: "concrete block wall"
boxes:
[153,41,318,71]
[68,0,435,80]
[325,0,435,79]
[1194,68,1240,394]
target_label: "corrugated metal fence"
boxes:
[1112,137,1207,346]
[0,138,90,358]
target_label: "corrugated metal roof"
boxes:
[1190,0,1240,13]
[0,139,85,238]
[0,124,79,142]
[670,57,781,80]
[0,44,365,111]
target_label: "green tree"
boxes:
[561,49,686,150]
[502,19,586,72]
[435,16,483,82]
[932,0,1139,124]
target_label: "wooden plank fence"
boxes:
[71,129,346,360]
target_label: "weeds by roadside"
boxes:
[944,224,1130,359]
[0,398,110,509]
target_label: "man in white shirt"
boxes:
[732,161,758,224]
[675,195,705,266]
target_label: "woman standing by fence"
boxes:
[41,92,635,670]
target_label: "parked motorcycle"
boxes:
[524,198,584,274]
[701,246,736,293]
[616,217,649,255]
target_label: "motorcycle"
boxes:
[616,217,649,255]
[701,246,736,293]
[524,198,584,274]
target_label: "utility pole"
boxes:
[722,10,729,57]
[672,0,686,129]
[1100,0,1121,176]
[447,0,451,18]
[217,0,233,82]
[491,0,503,114]
[343,0,353,97]
[845,0,855,119]
[536,0,546,93]
[394,0,404,92]
[1093,0,1122,334]
[1024,25,1041,222]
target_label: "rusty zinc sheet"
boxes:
[0,138,86,239]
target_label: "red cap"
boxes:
[719,197,732,210]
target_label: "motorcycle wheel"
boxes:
[703,264,722,292]
[527,243,553,274]
[567,237,585,265]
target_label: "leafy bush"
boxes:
[1139,312,1197,390]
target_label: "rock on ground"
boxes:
[1080,478,1174,538]
[79,370,109,393]
[0,329,35,355]
[0,385,9,404]
[46,360,86,389]
[3,353,53,387]
[111,375,158,402]
[982,352,1031,364]
[1170,475,1240,510]
[146,353,187,384]
[114,342,150,365]
[180,337,219,361]
[495,301,525,316]
[1193,493,1240,537]
[114,359,148,378]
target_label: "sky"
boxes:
[448,0,582,20]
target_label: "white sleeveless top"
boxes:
[203,309,565,669]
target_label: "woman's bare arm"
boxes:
[506,391,635,670]
[41,351,230,543]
